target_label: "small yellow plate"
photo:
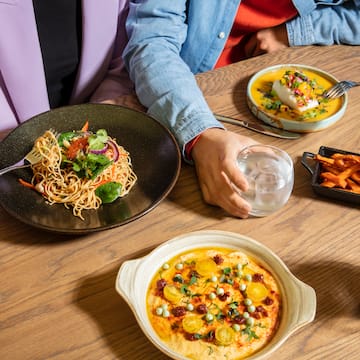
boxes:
[247,64,348,133]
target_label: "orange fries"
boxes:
[314,153,360,194]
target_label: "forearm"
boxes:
[287,3,360,46]
[123,1,223,155]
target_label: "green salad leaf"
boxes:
[57,131,78,147]
[88,129,108,150]
[77,153,112,179]
[59,129,113,179]
[95,182,122,203]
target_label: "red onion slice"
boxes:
[89,143,109,155]
[107,139,119,162]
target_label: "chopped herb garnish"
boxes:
[242,326,259,342]
[189,275,198,286]
[223,267,231,275]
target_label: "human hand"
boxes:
[244,24,289,58]
[191,128,259,218]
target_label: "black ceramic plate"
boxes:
[0,104,181,234]
[301,146,360,205]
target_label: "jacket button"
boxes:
[218,32,225,39]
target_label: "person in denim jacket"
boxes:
[123,0,360,218]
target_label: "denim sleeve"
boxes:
[287,2,360,46]
[123,0,224,158]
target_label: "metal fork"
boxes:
[0,147,43,175]
[0,128,59,176]
[323,80,360,99]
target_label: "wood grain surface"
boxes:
[0,45,359,360]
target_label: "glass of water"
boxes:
[237,144,294,217]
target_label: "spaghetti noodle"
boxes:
[28,126,137,220]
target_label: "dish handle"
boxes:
[290,278,317,332]
[115,258,142,306]
[301,152,316,176]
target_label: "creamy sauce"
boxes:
[250,68,342,122]
[147,248,281,359]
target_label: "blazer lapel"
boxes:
[0,0,49,122]
[71,0,119,103]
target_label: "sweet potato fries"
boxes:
[314,153,360,194]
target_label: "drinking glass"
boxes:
[237,144,294,217]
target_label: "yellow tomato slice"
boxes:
[182,315,203,334]
[195,258,218,277]
[215,326,235,346]
[246,282,269,302]
[163,284,182,303]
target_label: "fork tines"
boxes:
[323,80,360,99]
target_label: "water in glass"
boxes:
[237,145,294,217]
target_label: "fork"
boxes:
[323,80,360,99]
[0,147,43,175]
[0,128,59,176]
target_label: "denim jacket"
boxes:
[124,0,360,157]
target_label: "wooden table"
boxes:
[1,45,359,360]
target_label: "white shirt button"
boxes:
[218,32,225,39]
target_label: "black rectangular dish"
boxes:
[301,146,360,205]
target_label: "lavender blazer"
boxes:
[0,0,133,132]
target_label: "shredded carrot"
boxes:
[92,165,116,188]
[18,178,36,190]
[94,180,111,188]
[111,163,116,177]
[81,120,89,132]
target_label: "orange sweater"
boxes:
[186,1,298,159]
[215,0,298,67]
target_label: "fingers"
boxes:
[255,25,289,53]
[199,171,251,218]
[222,155,248,192]
[191,129,258,218]
[244,33,265,58]
[244,25,289,58]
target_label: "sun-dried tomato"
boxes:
[263,297,274,306]
[66,137,88,160]
[196,304,208,314]
[233,316,246,325]
[218,291,230,301]
[172,306,187,317]
[156,279,167,291]
[213,255,224,265]
[252,273,265,282]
